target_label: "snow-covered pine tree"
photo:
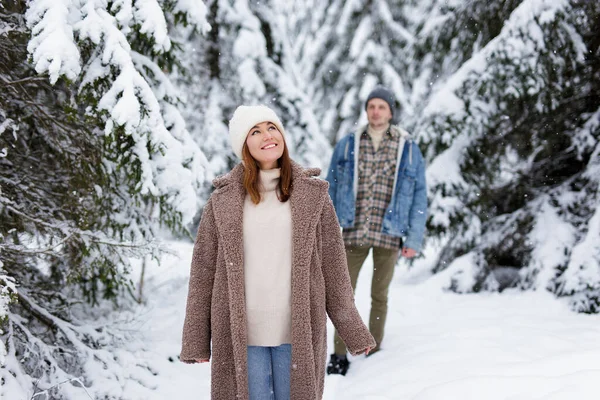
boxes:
[411,0,600,312]
[0,0,209,397]
[405,0,523,124]
[180,0,331,211]
[176,0,236,206]
[288,0,415,143]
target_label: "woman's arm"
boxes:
[180,199,218,363]
[320,196,376,356]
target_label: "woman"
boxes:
[180,105,375,400]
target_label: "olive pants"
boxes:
[333,245,399,356]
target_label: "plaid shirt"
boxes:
[342,128,402,250]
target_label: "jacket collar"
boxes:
[357,124,409,139]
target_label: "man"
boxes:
[325,86,427,375]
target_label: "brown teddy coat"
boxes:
[180,161,376,399]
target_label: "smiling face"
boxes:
[245,121,285,170]
[366,98,393,129]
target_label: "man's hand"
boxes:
[401,247,416,258]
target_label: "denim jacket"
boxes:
[325,125,428,252]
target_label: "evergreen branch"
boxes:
[2,200,73,231]
[16,292,60,331]
[0,10,26,23]
[14,90,83,134]
[15,291,105,347]
[2,202,165,254]
[8,307,96,400]
[0,234,74,256]
[0,75,48,85]
[30,378,94,400]
[12,291,154,395]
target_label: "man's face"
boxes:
[366,98,392,129]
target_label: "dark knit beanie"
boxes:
[364,87,396,117]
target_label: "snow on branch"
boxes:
[0,115,16,158]
[336,0,363,37]
[422,0,571,125]
[557,118,600,308]
[2,291,160,399]
[0,265,17,320]
[559,199,600,293]
[0,195,170,259]
[111,0,134,31]
[375,0,415,44]
[23,0,209,224]
[76,1,152,136]
[25,0,81,84]
[573,107,600,161]
[0,261,17,366]
[133,0,171,52]
[131,50,207,219]
[174,0,211,34]
[74,1,205,218]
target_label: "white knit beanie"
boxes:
[228,105,286,159]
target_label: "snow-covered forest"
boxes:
[1,0,599,398]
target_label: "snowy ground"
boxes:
[133,241,600,400]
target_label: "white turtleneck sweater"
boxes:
[242,168,292,346]
[367,123,390,152]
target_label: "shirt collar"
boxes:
[363,124,396,138]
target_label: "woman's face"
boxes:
[245,121,285,170]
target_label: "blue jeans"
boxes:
[247,344,291,400]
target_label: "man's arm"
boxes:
[325,138,344,202]
[404,143,428,253]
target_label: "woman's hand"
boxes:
[364,347,371,356]
[195,359,209,363]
